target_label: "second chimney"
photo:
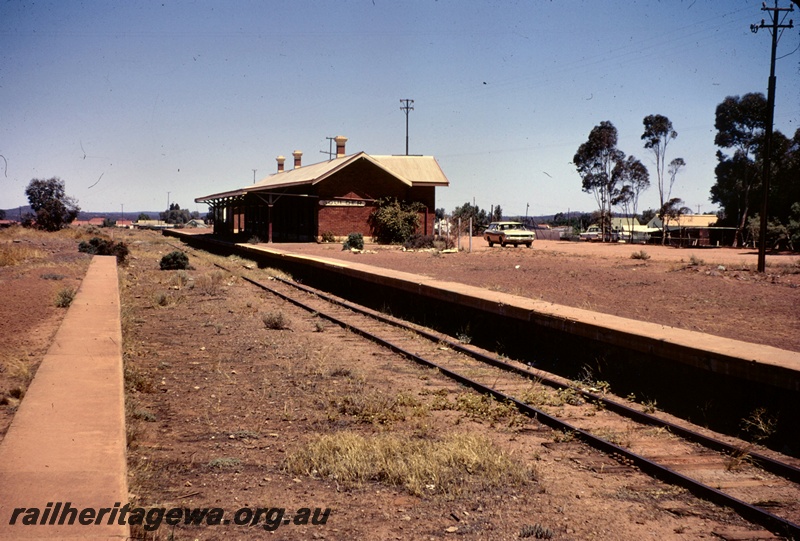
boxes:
[292,150,303,168]
[334,135,348,157]
[276,155,285,172]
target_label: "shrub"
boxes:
[159,251,190,270]
[320,231,336,243]
[77,237,129,263]
[248,235,261,245]
[342,232,364,251]
[368,198,424,244]
[630,250,650,260]
[55,287,76,308]
[403,234,436,250]
[262,311,290,330]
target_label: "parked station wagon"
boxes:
[483,221,536,248]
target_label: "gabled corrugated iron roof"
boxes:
[196,152,449,204]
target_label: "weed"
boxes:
[41,272,66,280]
[630,250,650,260]
[133,409,157,422]
[125,363,154,394]
[262,311,290,330]
[688,254,705,266]
[520,523,554,539]
[170,270,190,289]
[195,270,225,295]
[436,392,525,427]
[207,457,241,469]
[552,430,575,443]
[741,407,777,443]
[248,235,262,244]
[320,231,336,243]
[329,367,355,378]
[285,431,535,499]
[259,267,292,281]
[557,387,585,406]
[642,399,658,414]
[725,446,753,471]
[331,390,424,425]
[55,286,76,308]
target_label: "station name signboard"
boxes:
[318,200,366,207]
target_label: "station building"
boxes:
[195,136,450,242]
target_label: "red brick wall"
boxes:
[317,204,376,237]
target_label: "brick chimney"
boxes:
[276,155,285,172]
[292,150,303,169]
[334,135,348,157]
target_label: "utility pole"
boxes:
[400,99,414,155]
[751,1,794,272]
[252,169,257,184]
[319,136,335,160]
[167,192,171,210]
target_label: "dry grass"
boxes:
[262,310,290,330]
[431,391,527,427]
[0,242,46,266]
[285,431,536,499]
[329,390,426,425]
[54,286,76,308]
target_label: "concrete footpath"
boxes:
[0,256,128,540]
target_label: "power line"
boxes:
[400,99,414,155]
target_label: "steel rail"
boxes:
[259,273,800,487]
[217,265,800,538]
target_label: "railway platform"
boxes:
[166,230,800,394]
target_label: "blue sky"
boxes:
[2,1,798,218]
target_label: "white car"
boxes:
[483,222,535,248]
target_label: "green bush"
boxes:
[368,198,424,244]
[159,251,190,270]
[77,237,129,263]
[342,232,364,251]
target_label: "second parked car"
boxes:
[483,221,536,248]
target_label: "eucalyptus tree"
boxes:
[711,93,768,246]
[611,155,650,240]
[573,121,625,241]
[642,115,685,244]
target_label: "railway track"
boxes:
[172,242,800,538]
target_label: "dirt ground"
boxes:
[1,227,798,541]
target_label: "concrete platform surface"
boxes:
[0,256,128,540]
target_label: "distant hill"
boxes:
[0,206,165,222]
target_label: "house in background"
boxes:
[610,216,658,244]
[646,214,735,247]
[195,136,450,242]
